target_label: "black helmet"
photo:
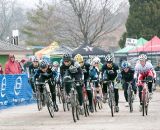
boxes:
[63,53,71,61]
[105,54,113,62]
[40,60,48,69]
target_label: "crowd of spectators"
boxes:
[0,54,32,75]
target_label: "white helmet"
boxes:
[105,54,113,62]
[92,57,100,64]
[139,54,147,61]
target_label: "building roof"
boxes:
[0,40,32,55]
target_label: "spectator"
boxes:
[5,54,21,74]
[18,59,27,73]
[0,64,3,74]
[155,61,160,71]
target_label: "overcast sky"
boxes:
[17,0,128,9]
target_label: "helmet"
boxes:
[74,54,83,63]
[63,53,71,61]
[53,61,59,67]
[40,60,48,69]
[92,57,100,64]
[121,61,129,69]
[33,58,38,62]
[105,54,113,62]
[139,54,147,61]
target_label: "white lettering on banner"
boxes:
[14,76,22,96]
[13,98,25,103]
[1,76,6,98]
[0,100,8,106]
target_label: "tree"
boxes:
[0,0,16,40]
[119,0,160,48]
[22,3,60,46]
[55,0,127,46]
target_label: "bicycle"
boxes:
[126,82,134,112]
[103,80,115,117]
[91,80,103,112]
[141,80,151,116]
[64,79,81,122]
[82,81,90,117]
[61,84,70,112]
[35,80,54,118]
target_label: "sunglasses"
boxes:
[79,61,84,64]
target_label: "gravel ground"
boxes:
[0,91,160,130]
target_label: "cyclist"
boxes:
[60,53,84,114]
[74,54,94,113]
[121,61,137,107]
[134,54,156,111]
[52,61,61,83]
[102,54,120,112]
[28,57,39,93]
[34,60,58,111]
[89,57,103,100]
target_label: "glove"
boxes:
[146,76,153,81]
[108,70,114,75]
[82,69,87,73]
[116,78,121,83]
[69,65,78,73]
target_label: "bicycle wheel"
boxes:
[142,93,145,116]
[72,106,76,122]
[57,84,62,104]
[84,102,89,117]
[98,100,103,110]
[108,90,114,117]
[128,87,133,112]
[145,92,149,115]
[44,89,54,118]
[61,90,67,112]
[36,87,42,111]
[76,99,80,120]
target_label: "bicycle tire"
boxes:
[142,92,145,116]
[84,102,89,117]
[44,89,54,118]
[108,91,114,117]
[36,87,42,111]
[145,92,149,115]
[72,106,76,122]
[98,100,103,110]
[57,84,62,104]
[128,86,133,112]
[76,100,80,120]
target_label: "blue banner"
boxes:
[0,74,33,110]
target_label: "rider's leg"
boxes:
[48,79,56,103]
[85,81,93,107]
[131,79,137,95]
[76,84,83,106]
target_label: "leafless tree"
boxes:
[55,0,128,47]
[0,0,16,40]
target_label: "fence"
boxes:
[0,74,33,110]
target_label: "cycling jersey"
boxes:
[121,67,134,82]
[102,63,119,81]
